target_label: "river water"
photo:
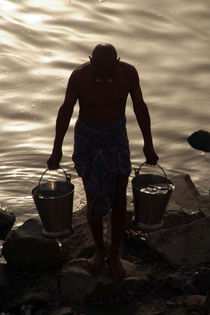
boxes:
[0,0,210,225]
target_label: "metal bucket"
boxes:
[32,168,74,238]
[132,163,175,232]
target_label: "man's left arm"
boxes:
[129,67,159,165]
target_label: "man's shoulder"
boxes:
[68,62,90,84]
[73,62,91,74]
[119,61,139,82]
[119,61,138,73]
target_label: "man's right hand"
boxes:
[47,150,62,170]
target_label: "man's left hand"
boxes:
[143,145,159,165]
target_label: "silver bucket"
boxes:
[132,163,175,232]
[32,168,74,238]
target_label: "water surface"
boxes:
[1,0,210,225]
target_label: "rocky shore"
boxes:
[0,174,210,315]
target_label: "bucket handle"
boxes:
[134,162,168,179]
[38,168,71,186]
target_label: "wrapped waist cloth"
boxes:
[72,116,131,220]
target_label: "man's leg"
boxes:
[82,177,106,275]
[108,175,129,280]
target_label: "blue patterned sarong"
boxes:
[72,116,131,220]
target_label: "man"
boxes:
[47,43,159,280]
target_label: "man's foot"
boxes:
[106,256,126,281]
[87,250,106,276]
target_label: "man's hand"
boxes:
[143,145,159,165]
[47,150,62,170]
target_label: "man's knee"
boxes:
[111,176,128,214]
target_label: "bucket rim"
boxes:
[31,182,74,199]
[131,174,175,192]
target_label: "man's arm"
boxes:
[129,67,159,165]
[47,71,79,170]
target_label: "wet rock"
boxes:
[169,174,200,215]
[163,210,203,228]
[187,130,210,152]
[2,218,66,269]
[0,208,15,240]
[195,267,210,291]
[199,195,210,217]
[147,216,210,268]
[60,258,149,302]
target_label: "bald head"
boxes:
[92,43,117,60]
[90,43,119,79]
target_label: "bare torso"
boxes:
[70,61,139,125]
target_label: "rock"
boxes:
[187,130,210,152]
[183,295,206,308]
[163,210,203,228]
[195,267,210,291]
[0,264,9,290]
[168,174,200,215]
[60,259,98,301]
[2,290,51,312]
[60,258,149,302]
[0,208,15,240]
[43,306,74,315]
[199,195,210,217]
[2,218,66,269]
[203,291,210,314]
[147,216,210,268]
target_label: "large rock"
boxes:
[60,258,149,302]
[2,218,66,269]
[199,195,210,217]
[0,208,15,240]
[147,216,210,268]
[204,291,210,314]
[168,174,201,215]
[187,129,210,152]
[2,290,51,313]
[195,267,210,291]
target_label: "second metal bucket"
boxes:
[32,168,74,238]
[132,163,175,232]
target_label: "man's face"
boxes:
[90,55,119,80]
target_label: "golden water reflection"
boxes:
[0,0,210,224]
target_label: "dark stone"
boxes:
[163,210,203,228]
[2,218,66,269]
[203,291,210,314]
[195,267,210,291]
[0,209,15,240]
[187,130,210,152]
[2,289,51,312]
[60,258,149,302]
[147,217,210,268]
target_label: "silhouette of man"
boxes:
[47,43,159,280]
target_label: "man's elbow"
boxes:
[133,100,148,116]
[59,101,74,117]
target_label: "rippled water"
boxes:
[1,0,210,225]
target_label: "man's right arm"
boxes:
[47,71,79,170]
[129,65,159,165]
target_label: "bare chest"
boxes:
[79,75,130,106]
